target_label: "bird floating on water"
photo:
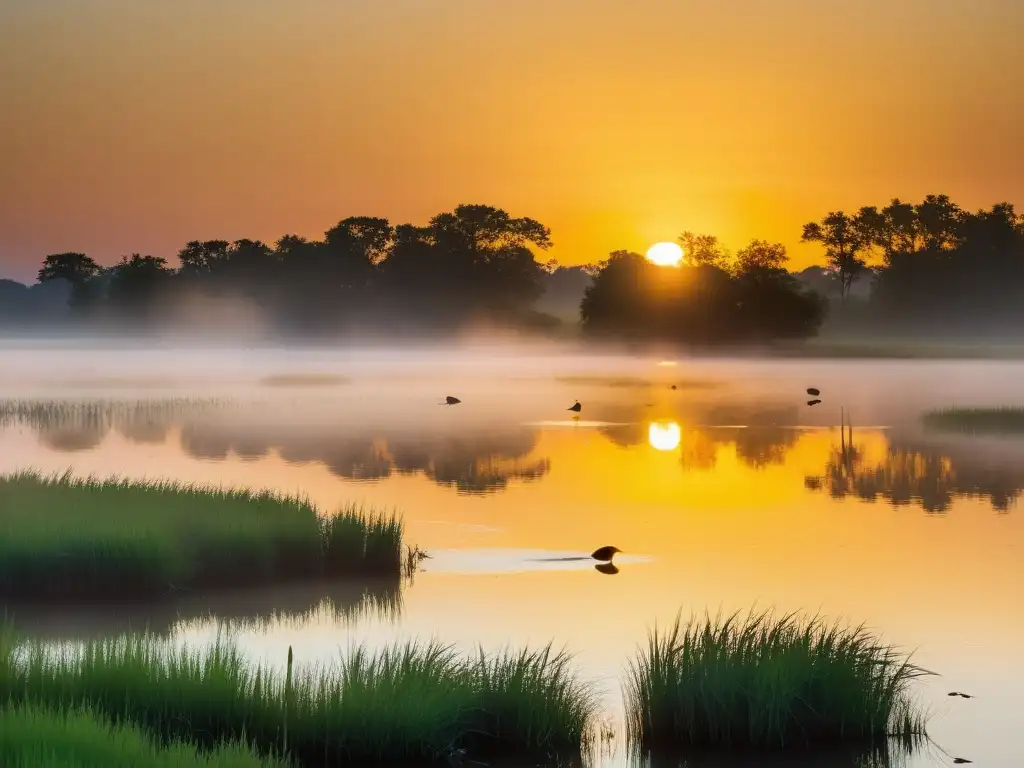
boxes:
[807,399,822,407]
[670,384,677,390]
[807,387,820,397]
[444,396,461,406]
[568,401,582,412]
[591,545,621,562]
[947,691,974,699]
[952,759,973,765]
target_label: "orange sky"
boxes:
[2,0,1023,282]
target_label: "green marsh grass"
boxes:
[625,611,930,751]
[922,406,1024,435]
[0,471,405,600]
[0,632,597,764]
[0,702,285,767]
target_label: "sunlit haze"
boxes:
[1,1,1022,281]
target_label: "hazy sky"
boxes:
[2,0,1022,282]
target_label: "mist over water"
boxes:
[1,338,1022,767]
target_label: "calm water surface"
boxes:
[1,348,1021,767]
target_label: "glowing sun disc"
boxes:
[646,241,684,267]
[648,421,682,451]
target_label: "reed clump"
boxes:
[0,702,286,767]
[624,610,931,751]
[922,406,1024,435]
[0,632,596,765]
[0,471,405,600]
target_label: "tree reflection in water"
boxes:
[5,397,1022,510]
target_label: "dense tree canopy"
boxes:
[9,204,555,335]
[800,194,1024,336]
[580,244,825,344]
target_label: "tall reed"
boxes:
[625,610,931,751]
[0,630,597,764]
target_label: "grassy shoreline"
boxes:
[0,610,931,765]
[0,632,596,765]
[0,471,406,600]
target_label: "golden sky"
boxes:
[2,0,1023,282]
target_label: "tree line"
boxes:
[802,195,1024,336]
[8,194,1024,343]
[28,205,560,335]
[580,193,1024,343]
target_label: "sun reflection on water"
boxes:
[647,420,682,452]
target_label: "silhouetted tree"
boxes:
[105,254,174,320]
[678,231,728,267]
[867,198,1024,335]
[801,212,868,300]
[581,247,824,344]
[379,204,550,328]
[733,240,788,273]
[177,240,232,276]
[37,253,101,285]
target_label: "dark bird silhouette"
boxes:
[591,545,621,562]
[807,388,820,396]
[595,562,620,575]
[953,759,973,764]
[670,384,677,390]
[948,691,974,699]
[807,399,822,406]
[568,401,582,412]
[444,396,461,406]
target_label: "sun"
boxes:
[646,241,684,267]
[648,421,682,452]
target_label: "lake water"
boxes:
[1,345,1021,767]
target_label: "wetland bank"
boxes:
[0,344,1021,766]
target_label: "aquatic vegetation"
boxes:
[0,702,285,767]
[624,610,931,751]
[0,632,597,764]
[0,397,225,429]
[0,471,406,599]
[923,407,1024,435]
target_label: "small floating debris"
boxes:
[953,759,973,765]
[807,399,822,407]
[947,691,974,699]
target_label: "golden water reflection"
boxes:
[647,421,682,452]
[3,397,1023,513]
[1,391,1022,766]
